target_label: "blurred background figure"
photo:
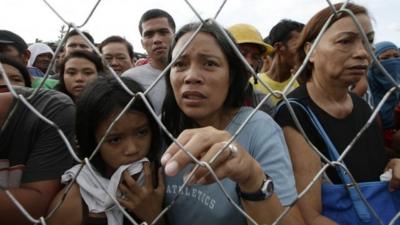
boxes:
[0,55,32,87]
[0,30,58,89]
[251,19,304,106]
[228,23,274,73]
[99,35,135,75]
[122,8,176,115]
[27,42,54,76]
[228,23,275,115]
[63,29,95,56]
[368,41,400,153]
[260,36,273,73]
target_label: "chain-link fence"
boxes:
[1,0,400,224]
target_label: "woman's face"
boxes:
[170,32,230,126]
[0,64,26,86]
[309,14,374,87]
[95,111,152,176]
[63,57,97,99]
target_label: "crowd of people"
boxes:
[0,2,400,225]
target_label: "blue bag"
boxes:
[322,181,400,225]
[277,99,400,225]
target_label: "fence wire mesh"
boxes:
[0,0,399,224]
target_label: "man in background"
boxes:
[99,35,134,75]
[122,8,175,114]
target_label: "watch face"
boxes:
[262,179,274,196]
[267,180,274,193]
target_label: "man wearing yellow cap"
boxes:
[229,21,304,106]
[228,24,274,72]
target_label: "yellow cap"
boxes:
[227,23,274,55]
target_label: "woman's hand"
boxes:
[118,162,165,224]
[160,126,265,192]
[385,158,400,191]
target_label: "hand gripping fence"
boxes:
[1,0,399,224]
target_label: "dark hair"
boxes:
[268,19,304,46]
[138,9,176,35]
[0,54,31,87]
[99,35,134,60]
[56,50,104,100]
[161,21,248,138]
[263,36,272,45]
[296,3,369,82]
[76,77,161,176]
[65,29,95,45]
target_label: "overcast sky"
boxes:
[2,0,399,53]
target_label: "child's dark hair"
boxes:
[75,76,161,176]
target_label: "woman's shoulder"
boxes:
[274,86,319,132]
[275,85,310,111]
[232,106,275,124]
[227,107,281,135]
[287,84,308,99]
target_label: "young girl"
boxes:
[56,50,104,102]
[47,77,164,225]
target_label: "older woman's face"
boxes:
[309,14,374,87]
[170,32,230,125]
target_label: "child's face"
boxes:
[95,110,152,176]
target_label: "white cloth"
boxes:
[380,169,392,181]
[62,158,149,225]
[27,43,54,67]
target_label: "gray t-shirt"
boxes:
[122,64,166,115]
[0,87,75,185]
[165,107,297,225]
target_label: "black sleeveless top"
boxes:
[275,85,389,183]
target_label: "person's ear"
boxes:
[21,50,31,66]
[304,42,315,63]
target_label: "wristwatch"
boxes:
[236,174,274,201]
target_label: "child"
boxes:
[48,77,164,225]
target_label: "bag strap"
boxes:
[276,99,372,222]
